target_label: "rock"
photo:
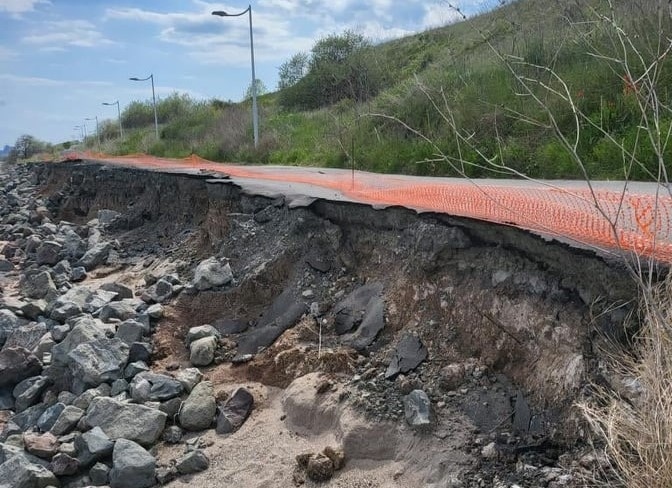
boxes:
[175,449,209,474]
[74,426,114,466]
[50,325,70,343]
[20,270,57,300]
[51,318,107,366]
[23,432,60,459]
[481,442,499,459]
[37,402,65,432]
[179,380,216,432]
[109,439,156,488]
[176,368,203,393]
[13,376,51,413]
[162,425,183,444]
[60,228,86,260]
[342,296,385,351]
[97,209,121,226]
[50,302,82,323]
[145,304,163,319]
[384,334,428,380]
[439,363,466,391]
[4,322,48,352]
[186,325,221,346]
[77,241,111,271]
[123,361,149,379]
[84,396,167,445]
[50,452,79,476]
[189,336,217,366]
[0,347,42,388]
[0,387,14,410]
[0,309,26,347]
[128,342,152,364]
[333,282,383,335]
[100,282,134,300]
[110,379,128,396]
[115,320,145,345]
[0,454,59,488]
[20,300,48,321]
[0,258,13,271]
[141,278,174,303]
[36,241,62,266]
[67,338,129,387]
[49,405,84,436]
[72,384,110,410]
[11,403,47,431]
[192,258,233,291]
[132,372,183,402]
[99,300,137,323]
[215,387,253,434]
[513,391,532,434]
[129,377,151,403]
[306,453,335,482]
[403,389,431,427]
[53,287,116,316]
[70,267,86,282]
[89,461,110,485]
[155,466,177,485]
[323,446,345,470]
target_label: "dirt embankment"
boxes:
[33,161,639,487]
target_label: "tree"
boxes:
[278,52,309,90]
[245,79,267,101]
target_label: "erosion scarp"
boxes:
[0,160,644,487]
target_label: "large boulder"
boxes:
[99,300,138,323]
[189,336,217,367]
[35,241,62,266]
[51,317,107,365]
[131,372,183,402]
[179,380,216,431]
[77,241,111,271]
[20,270,57,300]
[49,405,84,436]
[74,425,114,466]
[192,258,233,291]
[13,376,51,413]
[4,323,48,354]
[67,338,129,387]
[215,387,254,434]
[0,454,59,488]
[0,347,42,388]
[0,309,26,347]
[109,439,156,488]
[51,286,117,317]
[84,396,167,445]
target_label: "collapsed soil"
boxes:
[13,161,642,487]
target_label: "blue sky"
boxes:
[0,0,486,146]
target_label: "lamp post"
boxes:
[85,116,100,150]
[212,5,259,148]
[82,120,88,139]
[129,74,159,139]
[102,100,123,139]
[73,125,84,142]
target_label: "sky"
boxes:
[0,0,487,146]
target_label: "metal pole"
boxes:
[95,116,100,149]
[150,74,159,139]
[117,101,124,138]
[248,5,259,148]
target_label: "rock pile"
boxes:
[0,164,251,487]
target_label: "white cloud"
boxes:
[22,20,114,49]
[422,3,462,30]
[0,0,49,15]
[0,73,112,87]
[0,46,17,59]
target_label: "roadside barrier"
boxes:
[61,151,672,263]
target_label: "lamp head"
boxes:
[211,10,229,16]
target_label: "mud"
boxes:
[30,160,642,486]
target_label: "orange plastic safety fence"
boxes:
[60,152,672,263]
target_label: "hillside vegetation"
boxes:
[80,0,671,180]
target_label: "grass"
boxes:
[80,0,672,181]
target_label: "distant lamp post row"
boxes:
[85,116,100,149]
[102,100,123,139]
[212,5,259,148]
[129,74,159,139]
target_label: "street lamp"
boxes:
[85,116,100,150]
[129,74,159,139]
[212,5,259,148]
[81,120,88,139]
[73,125,84,141]
[102,100,123,139]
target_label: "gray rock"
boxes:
[50,302,82,323]
[49,405,84,436]
[110,379,128,396]
[20,300,48,321]
[192,258,233,291]
[132,372,183,402]
[77,241,111,271]
[123,361,149,379]
[343,295,385,351]
[0,387,15,410]
[20,270,57,300]
[159,397,182,420]
[0,309,26,347]
[75,426,113,466]
[52,287,116,316]
[189,336,217,367]
[99,300,137,323]
[186,325,221,346]
[333,282,383,335]
[175,449,209,474]
[67,338,129,387]
[114,320,145,345]
[4,323,48,353]
[72,384,110,410]
[384,334,428,380]
[403,389,431,427]
[11,403,47,431]
[109,439,156,488]
[13,376,51,413]
[84,396,167,445]
[60,228,86,260]
[51,319,106,366]
[215,387,253,434]
[57,391,76,405]
[89,461,110,485]
[180,381,216,432]
[128,342,152,364]
[129,377,151,403]
[176,368,203,393]
[70,267,87,282]
[145,304,163,319]
[37,402,65,432]
[0,258,13,271]
[162,425,183,444]
[100,282,134,300]
[0,454,59,488]
[50,325,70,343]
[155,466,177,485]
[306,453,335,482]
[0,347,42,388]
[36,241,62,266]
[97,209,121,226]
[51,452,79,476]
[141,278,174,303]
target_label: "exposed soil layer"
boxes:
[31,161,641,486]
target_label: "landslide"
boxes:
[34,160,637,486]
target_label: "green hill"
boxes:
[91,0,672,181]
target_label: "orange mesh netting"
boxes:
[62,151,672,263]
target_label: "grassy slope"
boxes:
[94,0,671,180]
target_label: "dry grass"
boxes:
[579,276,672,487]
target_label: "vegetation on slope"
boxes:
[69,0,671,181]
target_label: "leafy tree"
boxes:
[278,52,309,89]
[6,134,47,163]
[245,79,267,100]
